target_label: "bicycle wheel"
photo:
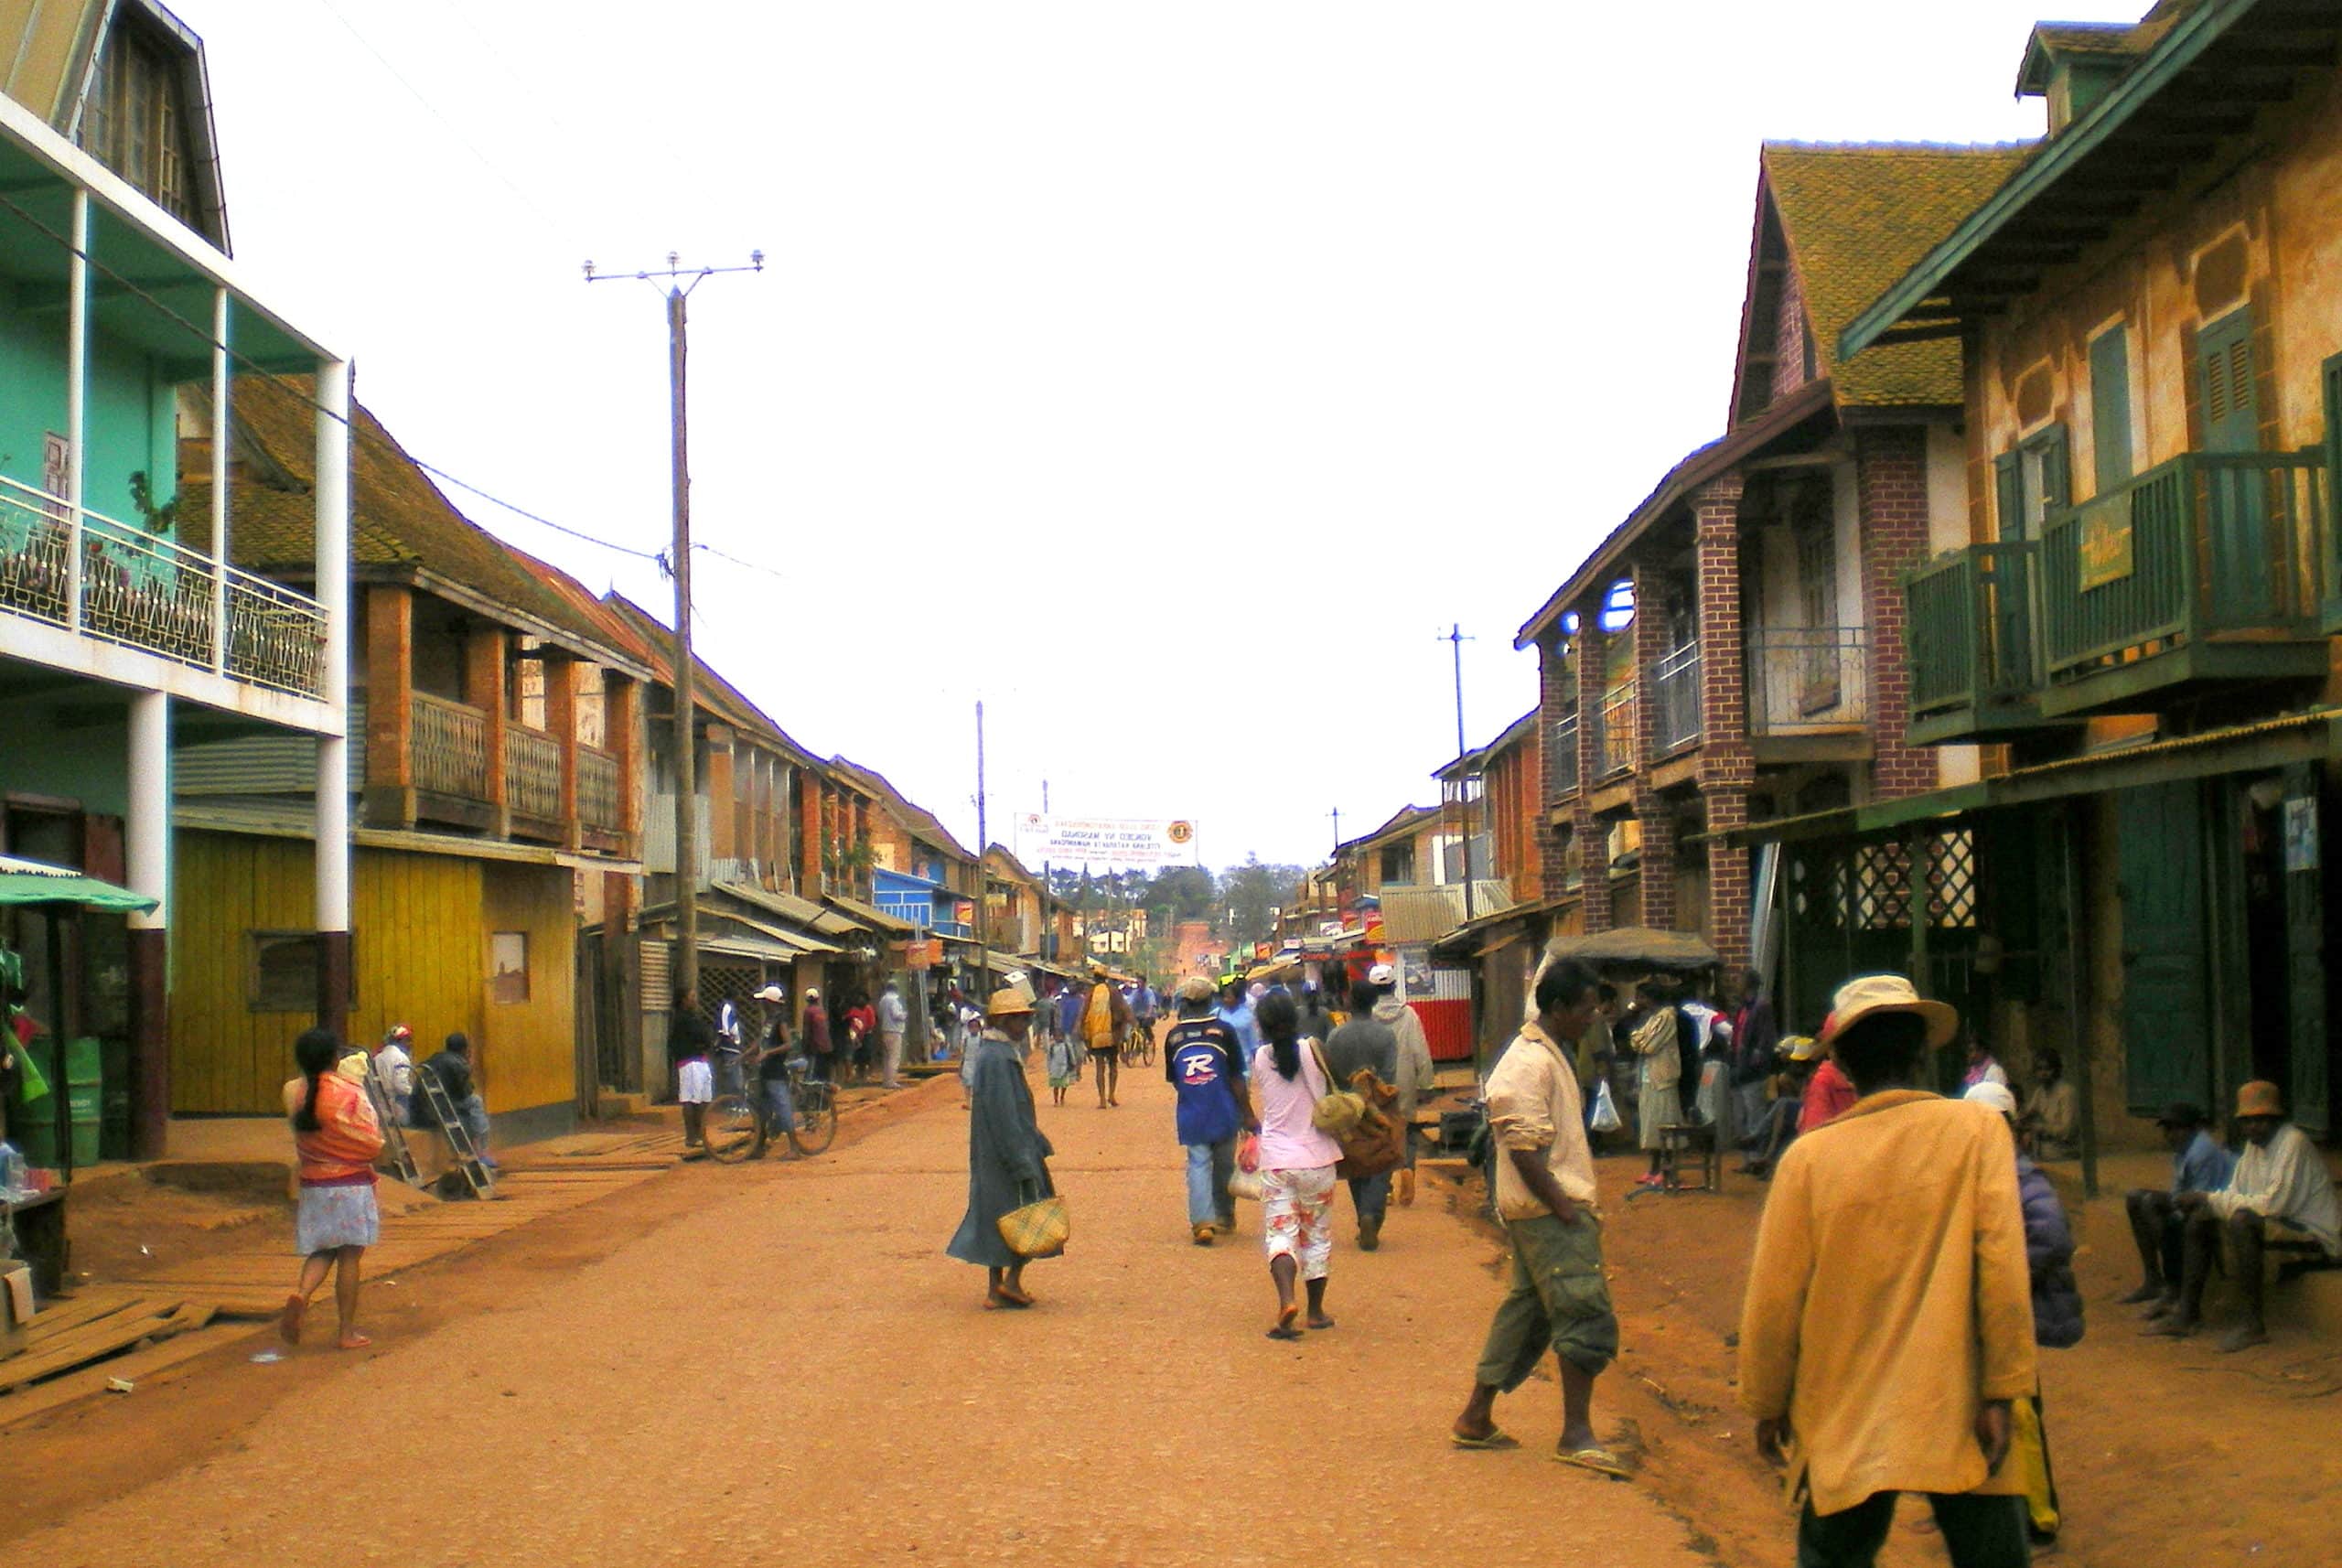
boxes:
[704,1092,762,1163]
[789,1081,838,1156]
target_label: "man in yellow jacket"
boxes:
[1738,973,2036,1568]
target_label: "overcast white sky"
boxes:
[183,0,2141,870]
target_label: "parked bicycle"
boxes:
[705,1047,838,1162]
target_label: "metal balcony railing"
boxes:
[1647,641,1702,756]
[2039,448,2327,681]
[1595,679,1637,779]
[0,473,327,697]
[505,725,562,820]
[412,693,489,800]
[1548,709,1580,801]
[1746,627,1867,733]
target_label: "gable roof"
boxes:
[1840,0,2326,359]
[1757,142,2035,409]
[183,375,642,667]
[1433,709,1540,781]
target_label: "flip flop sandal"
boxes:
[1450,1430,1520,1451]
[1266,1306,1304,1340]
[277,1293,306,1347]
[1552,1447,1630,1479]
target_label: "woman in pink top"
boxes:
[1249,992,1344,1340]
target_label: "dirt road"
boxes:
[4,1056,1713,1568]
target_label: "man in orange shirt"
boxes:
[1740,974,2035,1567]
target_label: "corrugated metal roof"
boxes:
[714,879,865,937]
[825,892,916,935]
[1376,881,1518,944]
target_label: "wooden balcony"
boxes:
[578,745,624,831]
[2036,448,2329,716]
[411,693,490,816]
[504,724,563,840]
[1906,542,2078,746]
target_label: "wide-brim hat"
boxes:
[2234,1079,2285,1119]
[1819,973,1958,1050]
[986,989,1035,1019]
[1176,975,1216,1003]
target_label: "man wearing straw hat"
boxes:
[2144,1079,2339,1352]
[1739,973,2036,1567]
[946,986,1058,1309]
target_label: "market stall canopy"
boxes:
[1542,925,1719,976]
[0,855,156,912]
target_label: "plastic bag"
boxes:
[1589,1079,1622,1134]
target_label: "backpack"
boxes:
[1082,984,1115,1047]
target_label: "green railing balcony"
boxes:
[2036,448,2328,716]
[1904,542,2061,744]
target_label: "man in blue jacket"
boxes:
[1166,976,1253,1245]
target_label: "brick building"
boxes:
[1513,143,2016,987]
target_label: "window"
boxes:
[2198,308,2257,454]
[2088,326,2134,489]
[78,20,199,225]
[1993,424,2069,542]
[1379,843,1415,885]
[250,932,353,1013]
[490,931,530,1004]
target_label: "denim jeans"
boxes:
[761,1077,797,1134]
[1185,1138,1236,1227]
[457,1093,491,1155]
[1348,1171,1391,1225]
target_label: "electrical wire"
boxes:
[0,184,791,578]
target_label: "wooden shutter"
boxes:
[2324,353,2342,543]
[2198,308,2257,453]
[1993,451,2024,542]
[2089,328,2133,489]
[2036,424,2071,514]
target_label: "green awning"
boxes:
[0,854,156,912]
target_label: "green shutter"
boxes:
[2198,308,2257,453]
[2117,782,2211,1115]
[2038,423,2071,514]
[2323,352,2342,553]
[1993,450,2023,542]
[2089,328,2133,489]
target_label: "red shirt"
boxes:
[1798,1058,1860,1133]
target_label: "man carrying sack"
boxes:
[947,987,1061,1310]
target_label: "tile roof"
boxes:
[185,375,639,663]
[597,593,820,765]
[827,756,977,864]
[1761,142,2036,409]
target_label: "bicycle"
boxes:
[705,1047,839,1162]
[1120,1017,1156,1069]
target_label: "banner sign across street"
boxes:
[1020,813,1197,867]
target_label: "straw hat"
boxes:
[1818,973,1957,1049]
[2234,1079,2285,1119]
[1963,1081,2018,1118]
[986,988,1035,1019]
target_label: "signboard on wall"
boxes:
[2077,491,2136,591]
[1018,813,1197,867]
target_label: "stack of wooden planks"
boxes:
[0,1288,244,1430]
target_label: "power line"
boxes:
[307,0,582,247]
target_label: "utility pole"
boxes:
[974,700,990,1003]
[586,250,762,1007]
[1443,624,1478,923]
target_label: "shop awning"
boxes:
[1722,708,2342,849]
[0,854,156,912]
[714,880,867,939]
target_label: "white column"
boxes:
[127,692,169,930]
[210,287,231,672]
[64,188,88,630]
[313,358,352,937]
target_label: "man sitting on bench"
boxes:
[2121,1101,2234,1313]
[2145,1080,2340,1353]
